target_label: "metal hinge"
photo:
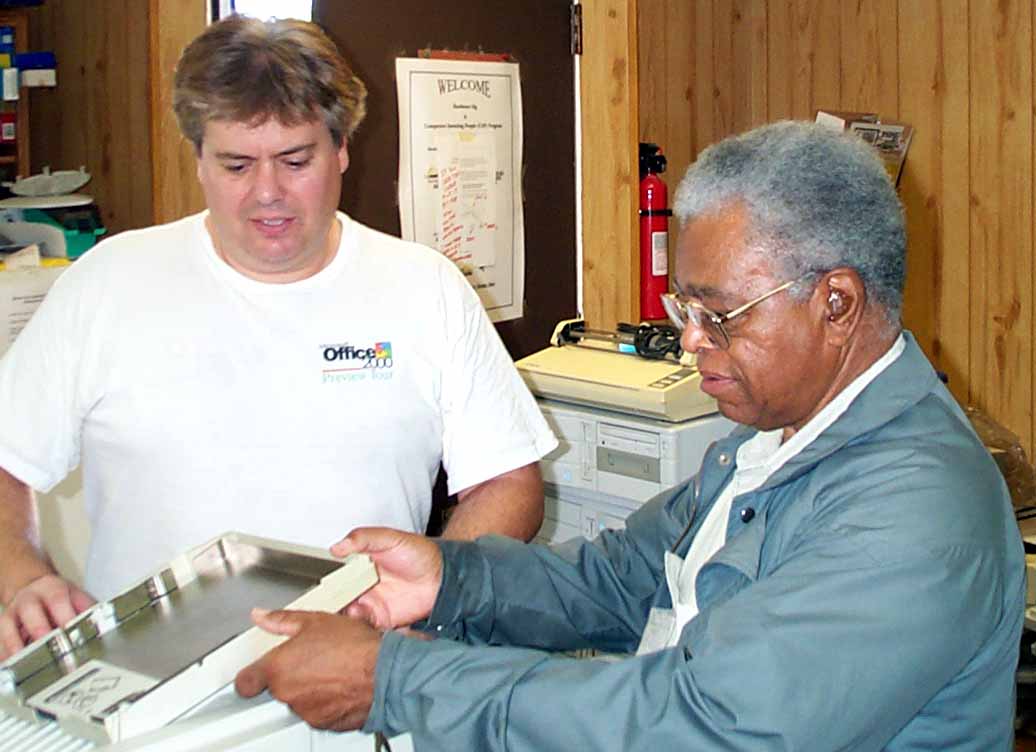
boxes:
[571,3,583,55]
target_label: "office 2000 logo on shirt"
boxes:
[321,341,394,373]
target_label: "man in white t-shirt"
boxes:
[0,15,557,659]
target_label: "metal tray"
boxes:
[0,532,378,744]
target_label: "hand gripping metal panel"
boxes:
[0,533,378,747]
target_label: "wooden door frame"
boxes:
[578,0,639,329]
[148,0,207,225]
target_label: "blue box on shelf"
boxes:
[14,51,55,69]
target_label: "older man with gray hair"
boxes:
[236,121,1024,751]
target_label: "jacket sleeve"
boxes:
[419,482,691,653]
[364,458,1021,751]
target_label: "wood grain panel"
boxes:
[691,1,716,156]
[149,0,206,226]
[897,0,969,398]
[727,0,766,133]
[25,3,58,168]
[637,0,667,146]
[581,0,639,329]
[661,0,694,184]
[712,1,736,137]
[638,0,694,186]
[767,1,841,121]
[766,1,795,121]
[28,4,82,172]
[77,0,109,210]
[112,0,154,232]
[808,0,842,114]
[968,0,1033,451]
[637,0,765,174]
[638,0,693,281]
[744,0,768,129]
[839,0,899,115]
[661,0,694,280]
[626,0,1036,459]
[29,1,152,235]
[713,0,767,136]
[85,3,115,226]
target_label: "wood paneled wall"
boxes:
[29,1,153,234]
[148,0,206,225]
[28,1,205,234]
[581,1,641,329]
[638,0,1036,461]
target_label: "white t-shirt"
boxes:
[0,212,557,597]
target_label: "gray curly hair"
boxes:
[673,120,906,325]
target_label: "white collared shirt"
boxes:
[637,334,906,655]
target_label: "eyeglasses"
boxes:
[660,278,801,350]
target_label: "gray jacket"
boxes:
[365,332,1025,750]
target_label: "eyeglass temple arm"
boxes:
[723,279,798,320]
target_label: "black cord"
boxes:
[632,323,683,360]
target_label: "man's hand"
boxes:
[235,609,381,732]
[331,527,443,631]
[0,574,95,659]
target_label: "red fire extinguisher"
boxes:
[639,142,671,321]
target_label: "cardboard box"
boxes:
[19,68,55,87]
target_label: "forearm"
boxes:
[426,530,659,654]
[429,487,682,651]
[0,465,54,604]
[443,463,544,541]
[368,630,690,751]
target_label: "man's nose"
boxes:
[680,319,717,353]
[253,161,284,204]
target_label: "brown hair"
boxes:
[172,15,367,151]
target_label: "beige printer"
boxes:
[515,319,717,423]
[516,320,735,545]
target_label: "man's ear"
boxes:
[816,268,865,345]
[338,141,350,174]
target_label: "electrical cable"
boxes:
[628,322,683,360]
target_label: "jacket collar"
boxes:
[683,332,937,581]
[709,330,937,495]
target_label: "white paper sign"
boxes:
[0,264,67,356]
[397,57,525,322]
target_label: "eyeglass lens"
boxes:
[660,294,730,349]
